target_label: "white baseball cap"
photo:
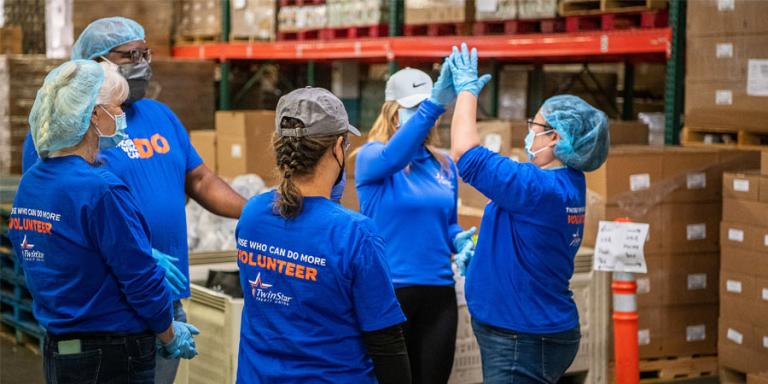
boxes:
[385,68,433,108]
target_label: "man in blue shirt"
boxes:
[22,17,247,383]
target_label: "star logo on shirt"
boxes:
[570,228,582,248]
[248,273,272,297]
[20,235,34,250]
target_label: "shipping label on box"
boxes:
[748,59,768,97]
[724,172,764,201]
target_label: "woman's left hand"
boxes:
[428,59,457,107]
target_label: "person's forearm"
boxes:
[451,91,481,162]
[158,324,174,344]
[363,324,411,384]
[187,168,247,218]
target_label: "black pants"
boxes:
[395,285,458,384]
[44,332,156,384]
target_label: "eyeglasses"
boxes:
[527,118,554,132]
[109,48,152,64]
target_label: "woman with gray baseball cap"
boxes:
[354,61,485,383]
[234,87,411,384]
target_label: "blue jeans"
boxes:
[471,319,581,384]
[155,301,186,384]
[44,332,155,384]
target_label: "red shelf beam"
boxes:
[172,28,670,62]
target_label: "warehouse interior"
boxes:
[1,0,767,383]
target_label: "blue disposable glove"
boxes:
[152,248,188,296]
[331,169,346,202]
[159,321,200,360]
[448,42,492,96]
[428,59,457,107]
[453,226,476,253]
[454,241,474,277]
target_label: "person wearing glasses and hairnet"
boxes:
[20,17,246,383]
[448,43,609,384]
[8,60,199,384]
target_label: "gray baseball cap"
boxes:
[385,67,433,108]
[275,87,361,138]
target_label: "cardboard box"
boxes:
[610,120,650,146]
[215,110,277,184]
[721,247,768,278]
[459,182,489,209]
[719,318,760,374]
[605,205,663,253]
[664,252,719,305]
[586,146,663,205]
[662,304,718,356]
[458,206,484,232]
[638,306,663,358]
[721,222,768,254]
[230,0,276,41]
[687,0,768,37]
[477,120,514,156]
[190,130,217,172]
[724,171,766,202]
[345,134,368,179]
[753,277,768,324]
[748,373,768,384]
[662,147,720,203]
[637,256,663,308]
[762,177,768,203]
[762,152,768,175]
[662,203,721,253]
[723,199,768,228]
[685,81,768,134]
[720,269,756,320]
[686,35,768,83]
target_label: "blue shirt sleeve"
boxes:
[89,182,174,334]
[457,146,552,214]
[22,132,38,174]
[158,102,203,173]
[355,100,445,184]
[350,232,406,332]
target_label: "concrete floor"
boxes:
[0,336,44,384]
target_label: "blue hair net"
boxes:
[71,17,145,60]
[29,60,105,158]
[541,95,610,172]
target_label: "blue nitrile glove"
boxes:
[453,226,476,253]
[428,59,457,107]
[454,241,474,277]
[448,42,492,96]
[331,169,346,202]
[152,248,188,296]
[159,321,200,360]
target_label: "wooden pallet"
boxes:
[637,354,718,382]
[229,35,275,44]
[175,34,220,45]
[403,22,469,37]
[682,127,768,150]
[276,29,323,41]
[560,0,667,16]
[564,10,668,32]
[473,18,564,35]
[322,24,388,40]
[279,0,324,6]
[720,367,748,384]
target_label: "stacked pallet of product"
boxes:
[1,0,46,54]
[584,147,761,371]
[719,151,768,375]
[683,0,768,148]
[230,0,278,41]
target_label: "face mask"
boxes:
[524,129,554,161]
[398,107,418,127]
[101,56,152,105]
[96,105,129,149]
[330,143,347,201]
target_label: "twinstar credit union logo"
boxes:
[248,273,292,306]
[19,235,44,262]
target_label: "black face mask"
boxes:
[333,151,345,186]
[118,60,152,105]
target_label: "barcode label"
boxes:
[727,328,743,344]
[728,228,745,242]
[716,43,734,59]
[687,325,706,342]
[688,274,707,290]
[733,179,750,192]
[637,278,651,294]
[687,172,706,190]
[726,280,742,293]
[747,60,768,96]
[716,90,733,105]
[687,224,707,240]
[718,0,735,11]
[630,174,651,191]
[638,329,650,346]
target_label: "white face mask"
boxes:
[398,107,418,127]
[524,128,554,161]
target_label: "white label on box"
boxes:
[687,325,706,342]
[718,0,735,11]
[233,0,246,9]
[733,179,750,192]
[763,288,768,301]
[637,278,651,294]
[727,280,743,293]
[687,224,707,240]
[476,0,498,12]
[765,234,768,247]
[630,173,651,191]
[747,60,768,97]
[716,43,734,59]
[728,228,745,242]
[716,90,733,105]
[764,336,768,349]
[230,144,243,159]
[638,329,650,346]
[484,133,502,153]
[727,328,744,344]
[686,172,706,190]
[688,274,707,290]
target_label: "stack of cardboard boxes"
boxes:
[685,0,768,136]
[584,146,761,359]
[719,151,768,373]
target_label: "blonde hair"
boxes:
[363,100,449,172]
[96,61,129,106]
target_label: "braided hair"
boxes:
[273,117,342,219]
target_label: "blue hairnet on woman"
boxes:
[10,60,199,384]
[447,42,608,384]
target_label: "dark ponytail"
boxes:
[273,117,341,219]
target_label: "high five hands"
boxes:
[429,42,493,108]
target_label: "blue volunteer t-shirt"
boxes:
[20,99,202,300]
[235,191,406,384]
[8,156,173,335]
[355,100,462,288]
[458,146,585,334]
